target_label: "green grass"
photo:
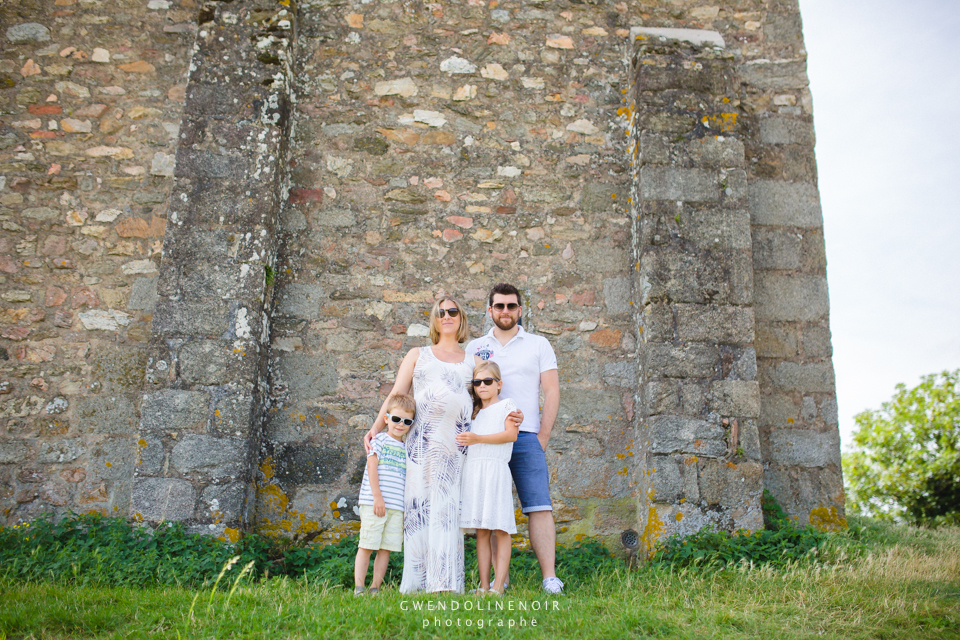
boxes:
[1,518,958,639]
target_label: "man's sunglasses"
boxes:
[492,303,520,311]
[386,413,414,426]
[471,378,500,387]
[437,308,460,318]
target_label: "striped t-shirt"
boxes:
[358,432,406,512]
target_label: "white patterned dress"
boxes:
[400,346,473,594]
[460,398,518,535]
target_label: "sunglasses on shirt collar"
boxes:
[386,413,414,426]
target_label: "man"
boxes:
[466,282,563,594]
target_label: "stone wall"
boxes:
[1,0,844,548]
[1,0,193,522]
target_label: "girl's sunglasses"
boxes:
[386,413,414,426]
[471,378,500,387]
[437,308,460,318]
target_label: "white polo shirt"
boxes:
[466,326,558,434]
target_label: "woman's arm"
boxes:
[364,347,419,453]
[454,403,520,446]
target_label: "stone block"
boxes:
[764,12,804,44]
[171,435,249,478]
[90,437,136,480]
[641,167,718,203]
[800,396,818,422]
[603,276,633,316]
[137,436,164,476]
[680,209,751,250]
[131,477,197,522]
[277,353,339,398]
[675,304,754,345]
[642,304,674,341]
[767,361,835,393]
[755,274,828,322]
[644,379,680,415]
[644,344,718,378]
[748,180,822,227]
[760,116,815,146]
[649,415,726,457]
[276,283,325,319]
[178,262,265,304]
[128,277,159,311]
[179,339,257,386]
[153,300,231,337]
[273,444,348,485]
[740,419,762,460]
[680,380,707,415]
[755,323,799,358]
[820,396,838,425]
[690,135,745,168]
[602,361,638,388]
[737,59,809,90]
[38,439,85,463]
[140,389,209,433]
[0,440,32,464]
[559,388,623,425]
[709,380,761,417]
[730,347,758,381]
[211,392,256,437]
[174,149,250,180]
[315,208,356,227]
[91,346,147,394]
[759,393,798,428]
[580,183,629,213]
[802,324,833,357]
[650,455,682,502]
[699,459,763,508]
[752,228,801,270]
[200,482,247,522]
[767,428,840,467]
[75,396,137,434]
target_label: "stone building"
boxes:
[0,0,844,551]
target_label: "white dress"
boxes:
[459,398,518,535]
[400,346,473,594]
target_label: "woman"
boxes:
[364,296,473,593]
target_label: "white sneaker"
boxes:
[542,577,564,594]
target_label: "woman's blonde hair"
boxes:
[428,295,469,344]
[470,360,501,419]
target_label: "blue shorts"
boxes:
[509,432,552,514]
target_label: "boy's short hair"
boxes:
[488,282,521,307]
[386,393,416,416]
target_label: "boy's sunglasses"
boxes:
[437,308,460,318]
[471,378,500,387]
[492,303,520,311]
[386,413,414,426]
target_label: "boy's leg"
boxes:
[491,530,512,594]
[354,547,374,588]
[476,529,492,590]
[371,550,390,589]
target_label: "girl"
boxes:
[455,361,519,595]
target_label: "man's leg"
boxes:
[527,511,556,580]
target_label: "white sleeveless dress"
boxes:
[459,398,518,534]
[400,346,473,594]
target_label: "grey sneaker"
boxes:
[368,587,380,596]
[353,586,365,596]
[542,577,564,594]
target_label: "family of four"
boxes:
[355,283,563,595]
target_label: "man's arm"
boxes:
[537,368,560,450]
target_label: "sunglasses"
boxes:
[386,413,414,427]
[471,378,500,387]
[492,303,520,311]
[437,308,460,318]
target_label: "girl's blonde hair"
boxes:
[428,295,469,344]
[469,360,501,419]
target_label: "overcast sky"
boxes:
[798,0,960,447]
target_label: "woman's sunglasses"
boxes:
[492,303,520,311]
[386,413,414,426]
[471,378,500,387]
[437,308,460,318]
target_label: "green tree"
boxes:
[843,370,960,525]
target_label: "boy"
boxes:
[354,393,414,595]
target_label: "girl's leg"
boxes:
[354,547,373,588]
[371,549,391,589]
[476,529,492,591]
[491,530,512,595]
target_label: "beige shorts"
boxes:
[358,505,403,552]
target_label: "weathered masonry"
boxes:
[1,0,844,550]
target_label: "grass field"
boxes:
[1,519,958,639]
